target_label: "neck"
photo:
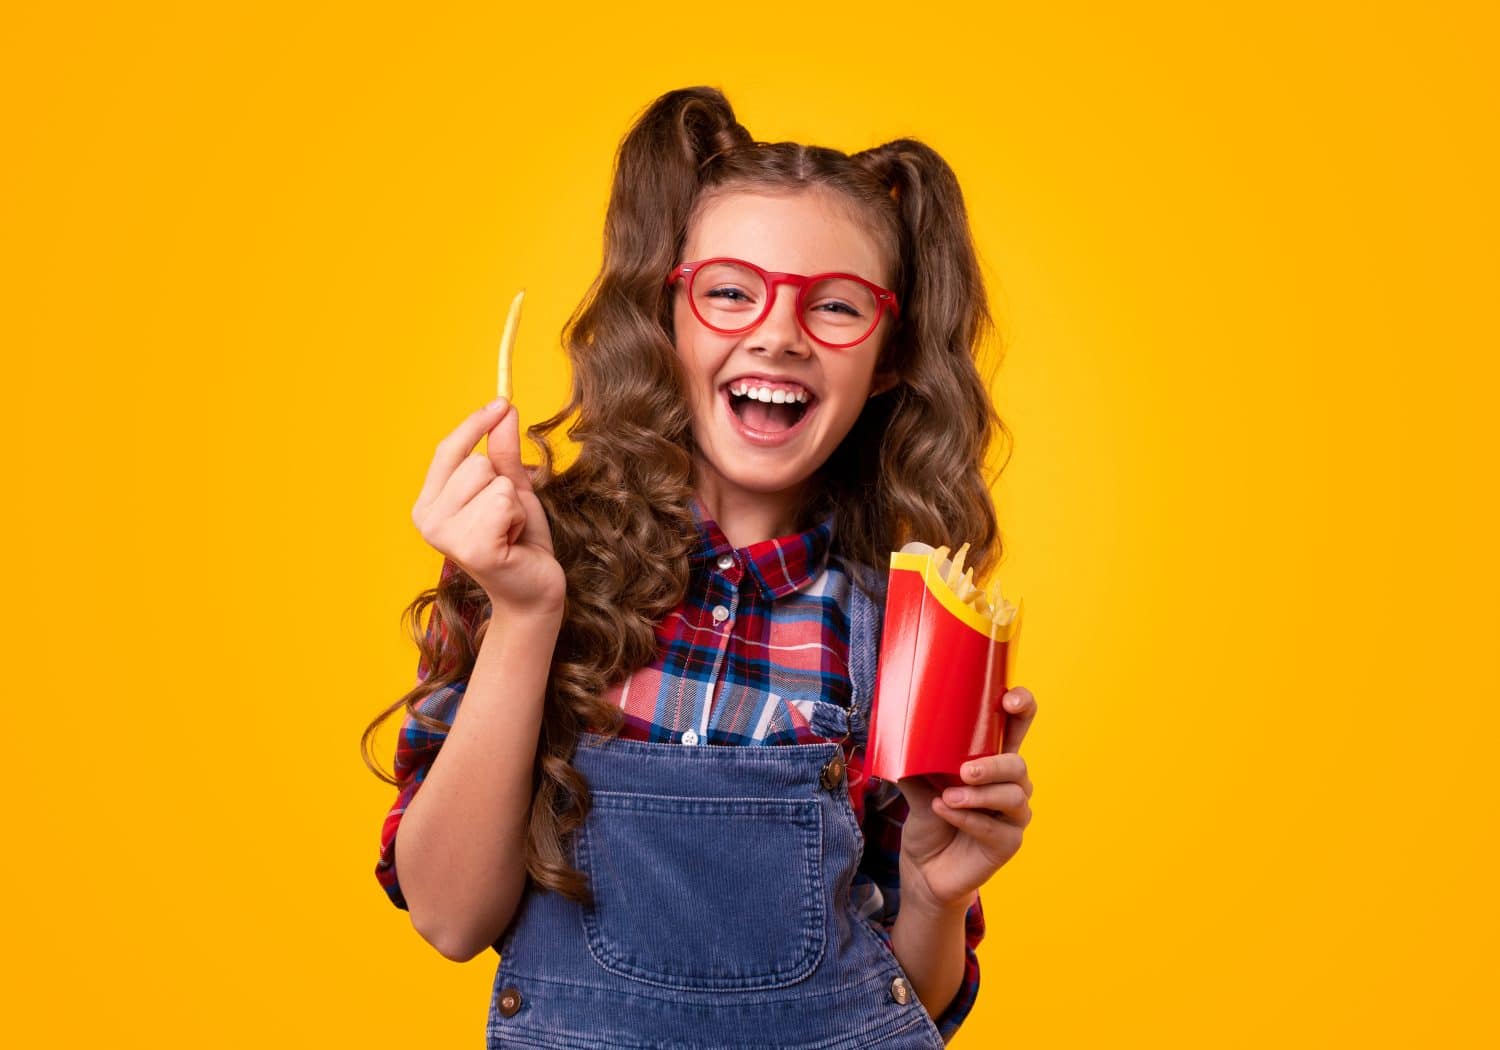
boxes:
[694,467,805,549]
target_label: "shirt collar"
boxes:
[689,497,835,600]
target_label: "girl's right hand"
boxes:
[411,399,565,617]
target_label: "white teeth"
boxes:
[727,381,812,404]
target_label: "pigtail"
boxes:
[541,87,756,472]
[845,139,1006,575]
[853,139,991,356]
[598,87,754,311]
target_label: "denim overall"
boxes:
[485,576,948,1049]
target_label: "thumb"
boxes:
[484,398,532,491]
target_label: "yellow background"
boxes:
[4,2,1496,1046]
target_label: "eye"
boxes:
[809,298,863,317]
[804,276,876,322]
[706,285,755,303]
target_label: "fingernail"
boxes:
[485,397,508,411]
[945,789,968,804]
[964,763,981,780]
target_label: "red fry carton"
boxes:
[866,542,1024,789]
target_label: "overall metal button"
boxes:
[716,553,735,571]
[889,976,912,1005]
[497,986,523,1017]
[820,753,845,790]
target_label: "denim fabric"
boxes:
[485,576,946,1048]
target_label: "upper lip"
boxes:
[720,373,819,401]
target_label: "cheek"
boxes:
[670,308,702,375]
[671,335,724,414]
[817,361,882,438]
[835,358,880,407]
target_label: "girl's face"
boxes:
[670,188,898,525]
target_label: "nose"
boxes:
[746,283,811,358]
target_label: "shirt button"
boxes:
[889,976,911,1005]
[711,605,729,624]
[716,554,734,571]
[681,729,700,745]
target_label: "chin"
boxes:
[719,463,815,497]
[695,442,819,498]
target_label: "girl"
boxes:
[362,85,1038,1048]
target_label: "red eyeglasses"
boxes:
[666,257,900,349]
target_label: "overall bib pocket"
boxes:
[575,789,827,991]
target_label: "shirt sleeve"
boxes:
[852,776,986,1045]
[374,679,468,910]
[375,556,487,909]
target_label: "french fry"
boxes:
[496,289,526,401]
[957,567,977,603]
[948,542,970,590]
[973,591,993,619]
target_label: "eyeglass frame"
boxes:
[666,256,901,350]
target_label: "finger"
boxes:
[487,476,528,548]
[414,401,510,519]
[448,474,527,553]
[1001,686,1037,754]
[954,767,1033,800]
[960,752,1027,787]
[511,486,556,556]
[930,798,1021,849]
[419,454,496,533]
[433,479,524,574]
[941,782,1032,825]
[484,399,533,492]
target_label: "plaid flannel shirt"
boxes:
[375,504,985,1042]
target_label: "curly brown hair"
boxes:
[360,85,1011,906]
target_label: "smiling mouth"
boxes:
[723,381,815,434]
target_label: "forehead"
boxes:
[683,188,894,286]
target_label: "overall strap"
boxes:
[804,564,887,748]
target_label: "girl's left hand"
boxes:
[895,686,1038,913]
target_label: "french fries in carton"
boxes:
[866,541,1023,789]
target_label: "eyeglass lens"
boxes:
[690,261,879,346]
